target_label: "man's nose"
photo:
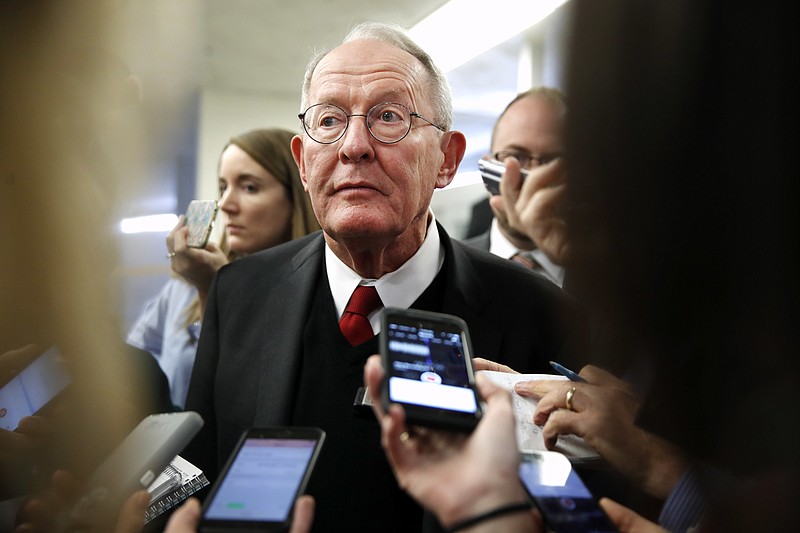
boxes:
[339,115,375,161]
[345,114,372,141]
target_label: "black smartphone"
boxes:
[380,307,483,432]
[0,345,70,431]
[200,427,326,532]
[478,158,530,195]
[519,451,618,533]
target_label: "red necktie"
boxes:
[511,251,541,271]
[339,285,383,346]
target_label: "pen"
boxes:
[549,360,588,383]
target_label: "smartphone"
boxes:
[67,411,204,530]
[0,345,71,431]
[200,427,326,532]
[478,158,530,196]
[380,307,483,432]
[519,451,618,533]
[185,199,220,248]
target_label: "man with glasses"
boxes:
[465,87,567,287]
[185,23,583,532]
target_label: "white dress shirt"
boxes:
[488,218,565,287]
[326,213,445,334]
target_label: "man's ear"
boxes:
[291,135,309,191]
[435,130,467,189]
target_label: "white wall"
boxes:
[196,88,300,201]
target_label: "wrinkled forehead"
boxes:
[309,39,429,107]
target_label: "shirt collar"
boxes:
[489,217,518,259]
[326,212,444,323]
[489,218,565,287]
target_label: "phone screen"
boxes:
[202,430,324,528]
[0,346,70,431]
[382,309,482,431]
[519,451,617,533]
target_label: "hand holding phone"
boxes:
[478,158,530,196]
[0,345,70,431]
[200,427,325,532]
[519,451,618,532]
[380,308,483,432]
[184,200,220,248]
[363,354,538,532]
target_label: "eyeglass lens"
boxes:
[493,151,543,169]
[302,103,413,144]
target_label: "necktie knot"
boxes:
[339,285,383,346]
[511,251,540,270]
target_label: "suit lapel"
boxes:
[438,225,504,356]
[253,234,325,426]
[249,227,505,425]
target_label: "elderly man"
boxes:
[185,22,582,532]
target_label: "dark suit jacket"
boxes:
[464,196,493,239]
[463,229,490,251]
[184,224,585,505]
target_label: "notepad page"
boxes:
[478,371,600,461]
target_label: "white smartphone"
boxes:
[0,345,70,431]
[184,200,220,248]
[519,451,618,532]
[380,308,483,432]
[67,411,204,530]
[200,427,326,532]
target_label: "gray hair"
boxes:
[299,22,453,130]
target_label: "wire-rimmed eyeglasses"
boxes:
[298,102,446,145]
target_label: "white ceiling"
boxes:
[203,0,452,97]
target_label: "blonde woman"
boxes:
[127,128,320,408]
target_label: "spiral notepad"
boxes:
[144,455,209,524]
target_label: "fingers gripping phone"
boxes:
[200,427,326,532]
[185,199,220,248]
[519,451,618,533]
[478,158,530,196]
[380,308,483,432]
